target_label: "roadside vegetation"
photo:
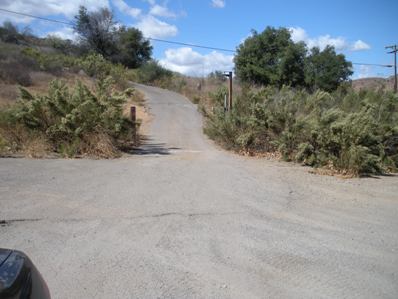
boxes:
[0,11,396,174]
[204,86,398,176]
[0,78,136,158]
[198,27,397,176]
[0,7,170,158]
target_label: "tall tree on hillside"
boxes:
[234,27,306,86]
[0,21,20,44]
[278,42,307,88]
[46,35,77,55]
[304,46,353,92]
[74,6,152,68]
[208,70,227,82]
[74,6,118,57]
[112,26,152,68]
[235,26,353,91]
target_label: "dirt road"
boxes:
[1,84,397,298]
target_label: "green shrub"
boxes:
[0,77,136,157]
[73,53,129,88]
[21,49,129,88]
[76,53,111,78]
[204,86,398,175]
[21,47,64,75]
[136,60,173,85]
[192,96,200,104]
[0,42,39,85]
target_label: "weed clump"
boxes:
[204,86,398,176]
[0,77,136,158]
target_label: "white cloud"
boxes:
[289,27,307,43]
[45,27,78,40]
[146,0,156,5]
[351,40,371,51]
[0,0,110,23]
[356,65,372,79]
[0,0,179,40]
[289,27,370,52]
[112,0,178,38]
[149,4,176,18]
[310,35,347,51]
[289,27,347,50]
[136,15,177,38]
[159,47,234,76]
[112,0,141,18]
[211,0,225,8]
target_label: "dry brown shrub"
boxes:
[22,134,51,158]
[0,125,51,158]
[0,61,32,86]
[80,132,120,159]
[308,161,358,178]
[0,83,19,105]
[0,124,29,152]
[30,71,55,86]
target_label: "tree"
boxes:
[277,42,306,87]
[74,6,118,58]
[112,26,152,68]
[46,35,78,55]
[208,70,227,82]
[74,6,152,68]
[304,46,353,92]
[234,27,353,91]
[234,27,305,86]
[137,60,172,83]
[0,21,20,44]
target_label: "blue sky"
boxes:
[0,0,396,78]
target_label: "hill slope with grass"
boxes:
[352,76,395,91]
[0,22,155,158]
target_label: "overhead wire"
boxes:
[0,7,392,67]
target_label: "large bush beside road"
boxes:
[0,78,136,158]
[204,86,398,175]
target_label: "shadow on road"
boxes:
[128,136,180,155]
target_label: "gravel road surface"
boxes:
[1,84,397,298]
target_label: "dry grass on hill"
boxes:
[0,71,95,107]
[352,76,395,91]
[0,69,148,158]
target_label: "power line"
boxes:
[0,7,234,53]
[352,62,393,67]
[0,8,74,26]
[0,7,393,67]
[146,38,235,53]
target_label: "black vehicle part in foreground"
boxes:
[0,248,50,299]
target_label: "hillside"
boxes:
[0,40,149,158]
[352,76,395,91]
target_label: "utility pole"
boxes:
[224,71,233,111]
[386,45,397,93]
